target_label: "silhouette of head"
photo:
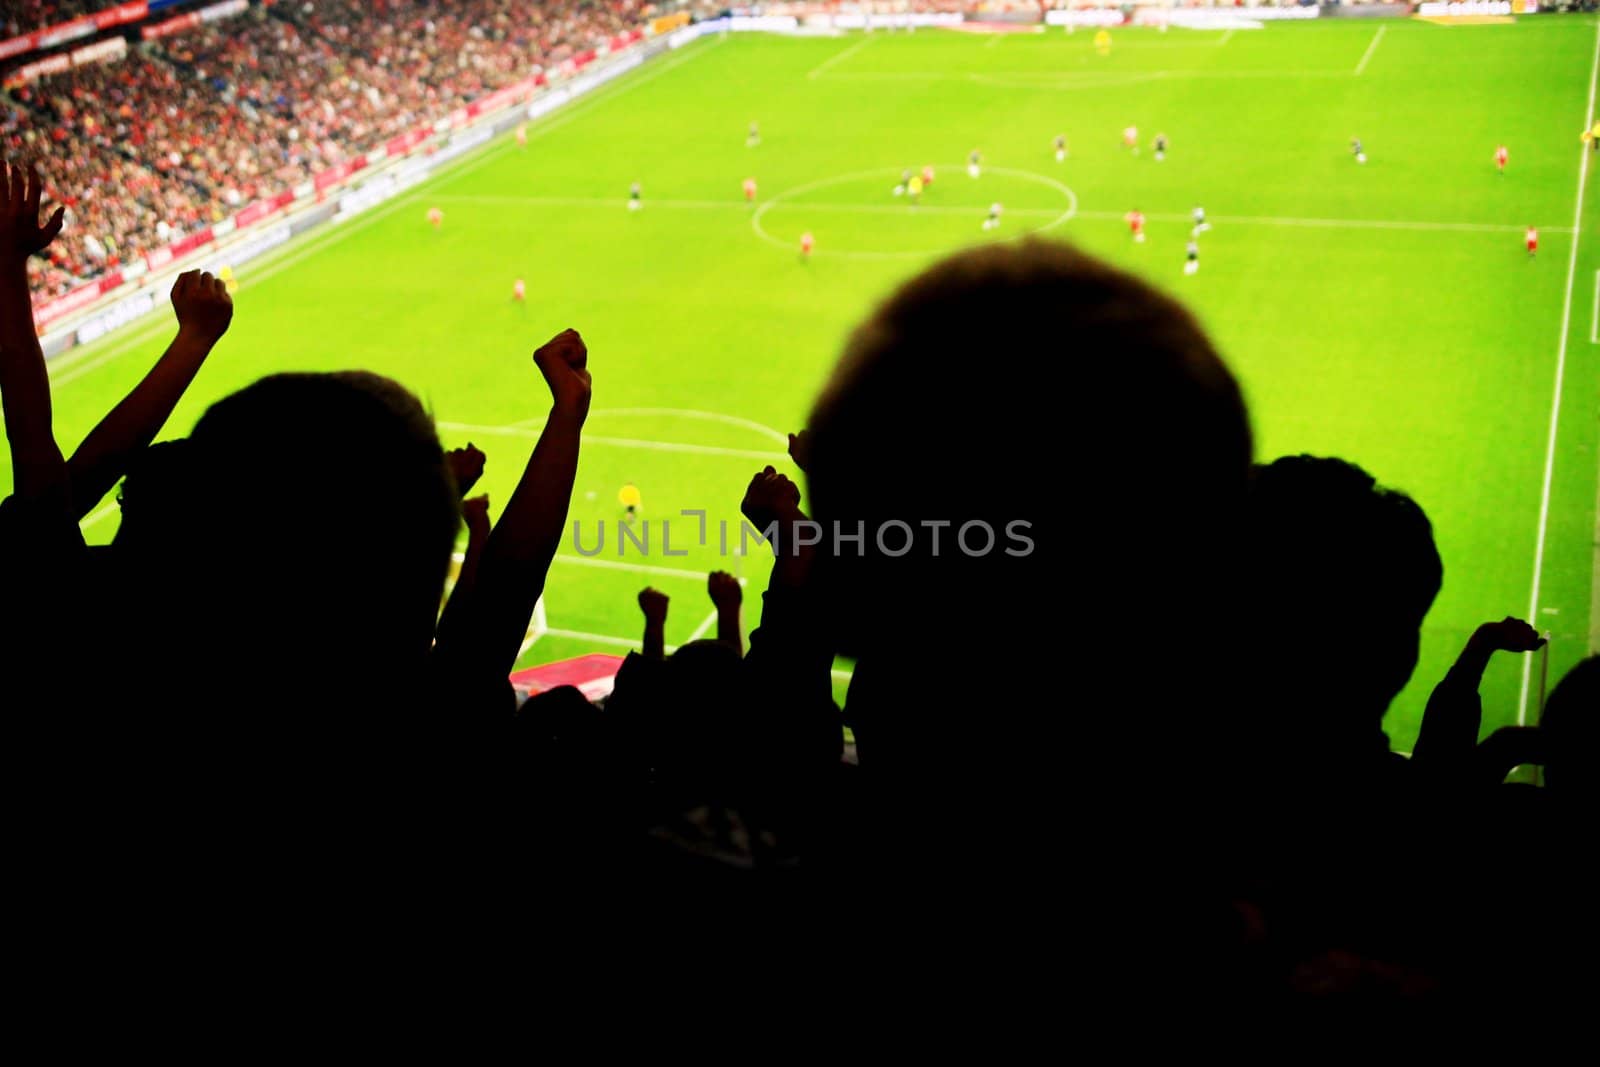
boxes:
[1244,455,1441,757]
[803,240,1251,773]
[1541,655,1597,801]
[115,371,459,714]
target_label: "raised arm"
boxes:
[1413,617,1544,770]
[707,570,743,656]
[432,329,589,689]
[638,587,668,661]
[736,464,844,772]
[65,271,233,519]
[0,164,68,504]
[454,494,492,597]
[738,467,829,679]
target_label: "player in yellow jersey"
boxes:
[619,483,642,522]
[218,264,238,295]
[907,174,923,203]
[1094,29,1111,56]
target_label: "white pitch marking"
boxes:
[1075,209,1566,235]
[436,420,787,462]
[439,192,1064,219]
[1518,18,1600,725]
[813,68,1349,85]
[437,193,736,211]
[424,193,1564,236]
[585,407,789,445]
[750,164,1077,259]
[1354,26,1386,77]
[80,501,118,529]
[683,609,721,644]
[540,627,642,650]
[1218,29,1235,47]
[806,35,873,79]
[585,434,787,462]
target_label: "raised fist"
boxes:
[707,570,742,610]
[171,270,234,343]
[638,586,669,624]
[1475,617,1545,654]
[533,328,592,420]
[741,465,802,534]
[462,494,491,539]
[446,442,487,496]
[786,429,813,473]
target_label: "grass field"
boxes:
[8,17,1599,746]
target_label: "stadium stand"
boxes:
[3,0,644,304]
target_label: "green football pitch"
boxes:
[8,17,1599,746]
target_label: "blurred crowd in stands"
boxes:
[3,153,1595,1006]
[3,0,644,303]
[2,2,101,36]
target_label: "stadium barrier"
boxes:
[831,13,966,28]
[0,1,159,63]
[1046,5,1319,27]
[1044,10,1128,27]
[1415,1,1527,13]
[2,33,126,86]
[140,0,248,40]
[1321,4,1414,20]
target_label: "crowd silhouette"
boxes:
[2,156,1596,1006]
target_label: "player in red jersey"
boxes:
[516,123,528,149]
[1126,209,1146,243]
[800,232,814,259]
[743,177,757,203]
[921,164,935,186]
[1525,226,1537,256]
[1495,145,1509,173]
[512,278,526,302]
[427,207,443,230]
